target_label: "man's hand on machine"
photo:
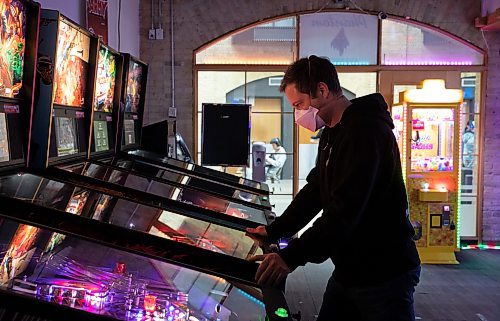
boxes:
[248,253,291,286]
[245,226,268,246]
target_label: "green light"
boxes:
[461,243,500,250]
[275,308,289,318]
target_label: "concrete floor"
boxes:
[284,250,500,321]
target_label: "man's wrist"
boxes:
[277,241,302,271]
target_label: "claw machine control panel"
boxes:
[393,79,463,264]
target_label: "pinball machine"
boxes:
[0,194,294,321]
[0,0,40,289]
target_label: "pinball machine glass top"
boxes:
[124,59,143,113]
[0,0,26,99]
[53,19,91,108]
[93,45,116,113]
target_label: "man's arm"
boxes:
[265,165,322,240]
[278,123,385,269]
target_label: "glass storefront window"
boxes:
[459,74,480,237]
[459,73,481,240]
[381,19,484,65]
[197,71,245,155]
[197,71,246,112]
[460,196,477,237]
[392,105,404,160]
[338,73,377,98]
[461,113,480,157]
[300,12,378,65]
[461,155,479,196]
[271,194,293,217]
[410,108,454,172]
[195,17,296,65]
[245,72,293,201]
[393,85,418,104]
[197,71,295,202]
[299,12,378,65]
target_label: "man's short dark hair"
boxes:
[279,55,342,97]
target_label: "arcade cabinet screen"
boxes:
[0,113,9,161]
[94,45,116,113]
[53,20,90,108]
[124,60,143,113]
[123,119,135,145]
[55,117,78,156]
[93,120,109,151]
[0,224,40,285]
[0,0,26,98]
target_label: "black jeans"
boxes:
[317,266,421,321]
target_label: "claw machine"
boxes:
[393,79,463,264]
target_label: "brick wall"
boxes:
[482,31,500,242]
[140,0,499,241]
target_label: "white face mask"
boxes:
[294,106,326,132]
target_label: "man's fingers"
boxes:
[248,254,266,263]
[256,261,275,285]
[246,226,267,237]
[251,253,290,286]
[273,271,287,287]
[265,269,281,287]
[246,227,257,234]
[255,256,270,281]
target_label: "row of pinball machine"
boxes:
[0,1,294,321]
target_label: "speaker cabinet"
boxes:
[201,103,250,166]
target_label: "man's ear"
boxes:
[318,82,329,98]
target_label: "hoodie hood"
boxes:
[340,93,394,129]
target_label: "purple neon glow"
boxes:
[384,60,473,66]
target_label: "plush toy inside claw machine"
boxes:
[392,79,463,264]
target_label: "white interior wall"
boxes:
[36,0,140,57]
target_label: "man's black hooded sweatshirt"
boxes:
[266,93,420,286]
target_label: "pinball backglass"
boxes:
[53,19,90,108]
[0,0,26,99]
